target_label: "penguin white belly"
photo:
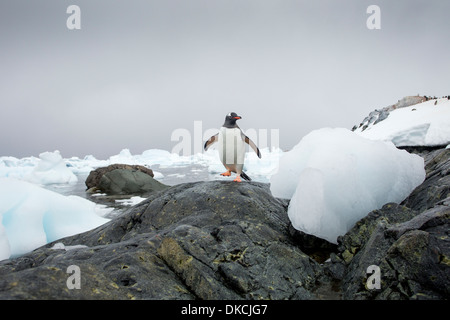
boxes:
[218,127,245,174]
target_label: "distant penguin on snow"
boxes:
[204,112,261,182]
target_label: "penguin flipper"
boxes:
[204,133,219,151]
[242,133,262,158]
[241,171,252,181]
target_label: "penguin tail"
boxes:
[241,171,252,181]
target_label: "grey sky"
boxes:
[1,0,449,159]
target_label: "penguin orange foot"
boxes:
[220,171,231,176]
[233,175,242,182]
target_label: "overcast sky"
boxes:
[1,0,449,158]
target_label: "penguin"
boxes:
[204,112,261,182]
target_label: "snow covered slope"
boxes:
[354,97,450,147]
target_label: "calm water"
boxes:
[42,163,265,217]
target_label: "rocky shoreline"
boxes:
[0,147,448,300]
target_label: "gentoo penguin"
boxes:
[204,112,261,182]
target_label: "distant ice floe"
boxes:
[115,196,147,207]
[26,151,78,185]
[1,147,285,184]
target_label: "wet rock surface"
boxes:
[0,148,448,300]
[0,181,323,299]
[85,164,168,196]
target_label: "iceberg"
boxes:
[0,156,38,180]
[270,128,426,244]
[108,148,137,165]
[0,177,110,260]
[25,151,78,185]
[0,222,9,261]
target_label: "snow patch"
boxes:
[115,196,147,207]
[50,242,88,251]
[356,98,450,147]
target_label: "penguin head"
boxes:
[223,112,242,127]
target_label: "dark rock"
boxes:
[340,204,449,300]
[85,164,155,189]
[373,109,389,125]
[288,225,337,264]
[0,181,322,300]
[324,253,346,280]
[98,168,168,195]
[336,203,418,264]
[401,148,450,211]
[85,164,168,195]
[1,146,448,300]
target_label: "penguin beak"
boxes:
[234,116,241,120]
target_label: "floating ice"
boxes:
[0,222,9,261]
[204,147,283,182]
[270,128,425,243]
[65,155,108,175]
[108,148,137,165]
[115,196,147,207]
[0,177,110,260]
[25,151,78,185]
[243,147,284,181]
[0,156,38,180]
[1,146,284,186]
